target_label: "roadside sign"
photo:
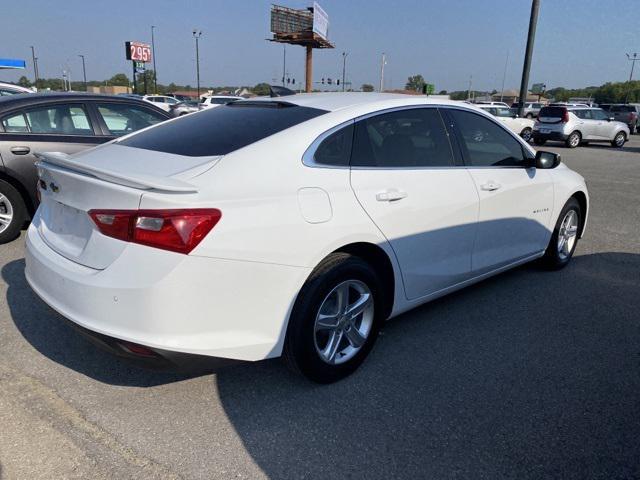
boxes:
[135,62,146,73]
[125,41,152,63]
[313,2,329,40]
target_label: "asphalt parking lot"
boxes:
[1,136,639,479]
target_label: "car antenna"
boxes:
[269,85,296,97]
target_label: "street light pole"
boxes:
[517,0,540,118]
[282,45,286,86]
[625,53,638,103]
[78,55,87,91]
[342,52,348,92]
[379,53,386,92]
[30,46,39,88]
[193,30,202,100]
[151,26,158,93]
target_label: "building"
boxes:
[492,89,548,105]
[86,85,132,95]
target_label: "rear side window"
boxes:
[120,102,327,156]
[1,112,29,132]
[351,108,454,168]
[612,105,633,112]
[2,104,92,135]
[97,103,166,137]
[313,124,353,166]
[539,106,566,118]
[448,109,526,167]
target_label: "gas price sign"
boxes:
[125,41,152,63]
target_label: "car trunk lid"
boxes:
[34,146,220,269]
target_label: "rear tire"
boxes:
[520,127,533,142]
[283,252,385,383]
[541,198,581,270]
[526,113,534,119]
[0,179,27,244]
[565,131,581,148]
[611,131,626,148]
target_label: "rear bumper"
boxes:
[25,222,312,362]
[532,131,568,141]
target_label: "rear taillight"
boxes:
[561,109,569,123]
[88,209,221,254]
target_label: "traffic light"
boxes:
[321,78,325,84]
[327,78,332,85]
[337,79,340,85]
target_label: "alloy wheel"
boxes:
[569,133,580,148]
[0,193,14,235]
[557,209,578,260]
[615,133,625,147]
[313,280,374,365]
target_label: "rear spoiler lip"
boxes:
[34,151,199,193]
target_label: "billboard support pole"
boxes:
[518,0,540,118]
[305,45,313,93]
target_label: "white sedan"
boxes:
[26,93,589,383]
[478,105,535,142]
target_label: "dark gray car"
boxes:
[0,92,170,243]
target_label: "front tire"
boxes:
[565,131,581,148]
[0,179,27,244]
[520,127,533,142]
[283,253,384,383]
[541,198,581,269]
[611,131,626,148]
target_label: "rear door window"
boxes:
[1,112,29,132]
[2,105,93,135]
[119,102,327,156]
[96,103,166,137]
[351,108,455,168]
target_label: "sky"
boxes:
[1,0,637,92]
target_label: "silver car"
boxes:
[532,106,630,148]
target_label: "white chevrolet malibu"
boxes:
[25,93,589,383]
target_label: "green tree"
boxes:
[108,73,130,87]
[18,76,32,88]
[361,83,374,92]
[405,74,426,92]
[252,82,271,96]
[438,90,448,95]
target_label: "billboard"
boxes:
[125,41,152,63]
[270,5,312,35]
[312,2,329,40]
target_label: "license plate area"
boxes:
[39,199,94,259]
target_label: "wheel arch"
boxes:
[330,242,396,321]
[0,170,34,217]
[571,190,588,238]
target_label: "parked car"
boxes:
[533,106,629,148]
[142,94,182,112]
[0,92,170,243]
[477,105,535,141]
[475,101,509,107]
[607,104,640,134]
[510,102,545,118]
[200,95,243,108]
[25,93,589,383]
[0,82,34,96]
[166,93,195,102]
[169,100,200,117]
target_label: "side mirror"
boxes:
[608,117,615,121]
[512,114,518,118]
[535,150,561,169]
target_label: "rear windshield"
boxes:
[538,106,566,118]
[611,105,634,112]
[119,101,327,156]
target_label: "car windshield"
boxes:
[494,107,515,117]
[119,101,327,156]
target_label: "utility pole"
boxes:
[625,53,638,103]
[151,26,158,93]
[78,55,87,91]
[193,30,202,100]
[30,46,39,89]
[379,53,386,92]
[342,52,348,92]
[500,50,509,103]
[517,0,540,117]
[467,75,472,101]
[282,45,286,86]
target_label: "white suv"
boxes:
[0,81,35,95]
[533,106,630,148]
[477,105,535,142]
[142,95,181,112]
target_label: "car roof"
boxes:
[249,92,466,113]
[0,92,170,114]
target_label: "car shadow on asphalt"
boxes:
[5,251,640,477]
[211,251,640,479]
[2,259,200,387]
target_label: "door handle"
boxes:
[376,189,408,202]
[10,146,31,155]
[480,182,501,192]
